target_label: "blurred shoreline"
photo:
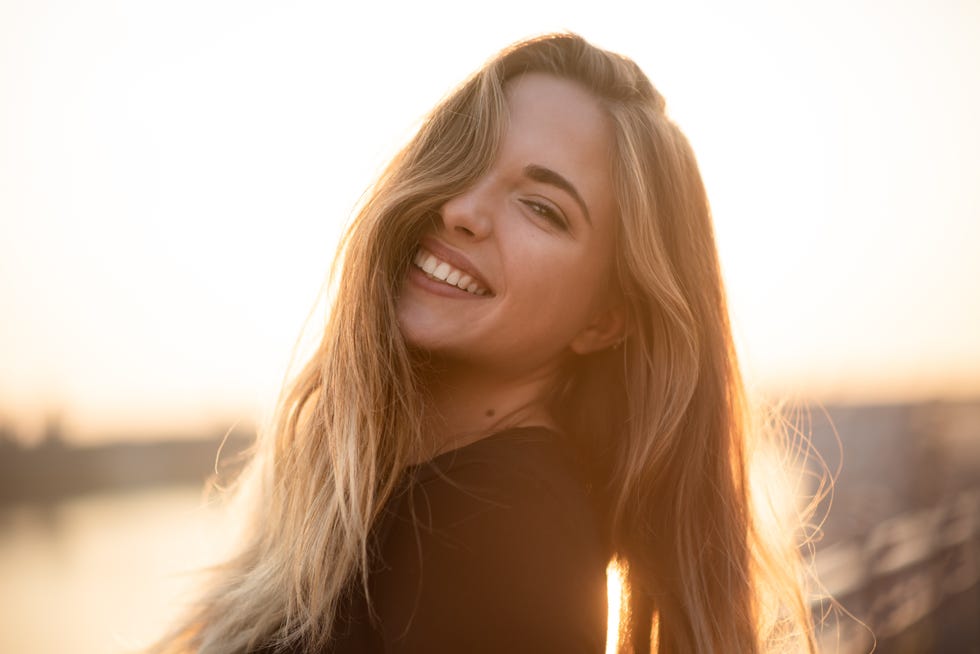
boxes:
[1,397,978,652]
[2,397,977,512]
[0,429,253,504]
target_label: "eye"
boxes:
[520,199,569,230]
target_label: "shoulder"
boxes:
[414,426,596,507]
[371,428,608,653]
[406,427,605,565]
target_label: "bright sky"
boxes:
[1,0,978,442]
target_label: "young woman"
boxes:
[154,33,815,653]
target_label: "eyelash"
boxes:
[520,199,568,230]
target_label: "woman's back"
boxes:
[328,426,608,653]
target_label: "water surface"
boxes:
[0,486,228,654]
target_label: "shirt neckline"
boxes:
[409,424,560,470]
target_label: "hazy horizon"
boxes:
[2,0,978,444]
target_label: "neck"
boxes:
[415,355,563,461]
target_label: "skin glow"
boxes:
[396,72,626,456]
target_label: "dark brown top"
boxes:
[327,426,609,653]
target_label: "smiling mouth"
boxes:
[412,247,491,296]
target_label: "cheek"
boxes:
[505,251,607,334]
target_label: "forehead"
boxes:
[502,73,617,225]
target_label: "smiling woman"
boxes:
[397,73,623,425]
[149,34,816,654]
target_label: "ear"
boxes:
[569,302,627,355]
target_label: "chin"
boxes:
[397,309,446,354]
[400,330,459,360]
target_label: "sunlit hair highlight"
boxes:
[149,33,817,654]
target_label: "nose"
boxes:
[439,178,494,241]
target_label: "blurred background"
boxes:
[1,0,978,652]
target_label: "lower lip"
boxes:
[407,265,490,299]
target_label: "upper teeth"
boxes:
[413,248,489,296]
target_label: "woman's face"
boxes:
[397,72,621,377]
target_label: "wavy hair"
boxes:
[151,33,816,654]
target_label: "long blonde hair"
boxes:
[153,33,816,654]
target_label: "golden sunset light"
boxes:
[2,0,977,442]
[1,3,979,652]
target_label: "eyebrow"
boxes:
[523,164,593,226]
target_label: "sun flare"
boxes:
[606,559,624,654]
